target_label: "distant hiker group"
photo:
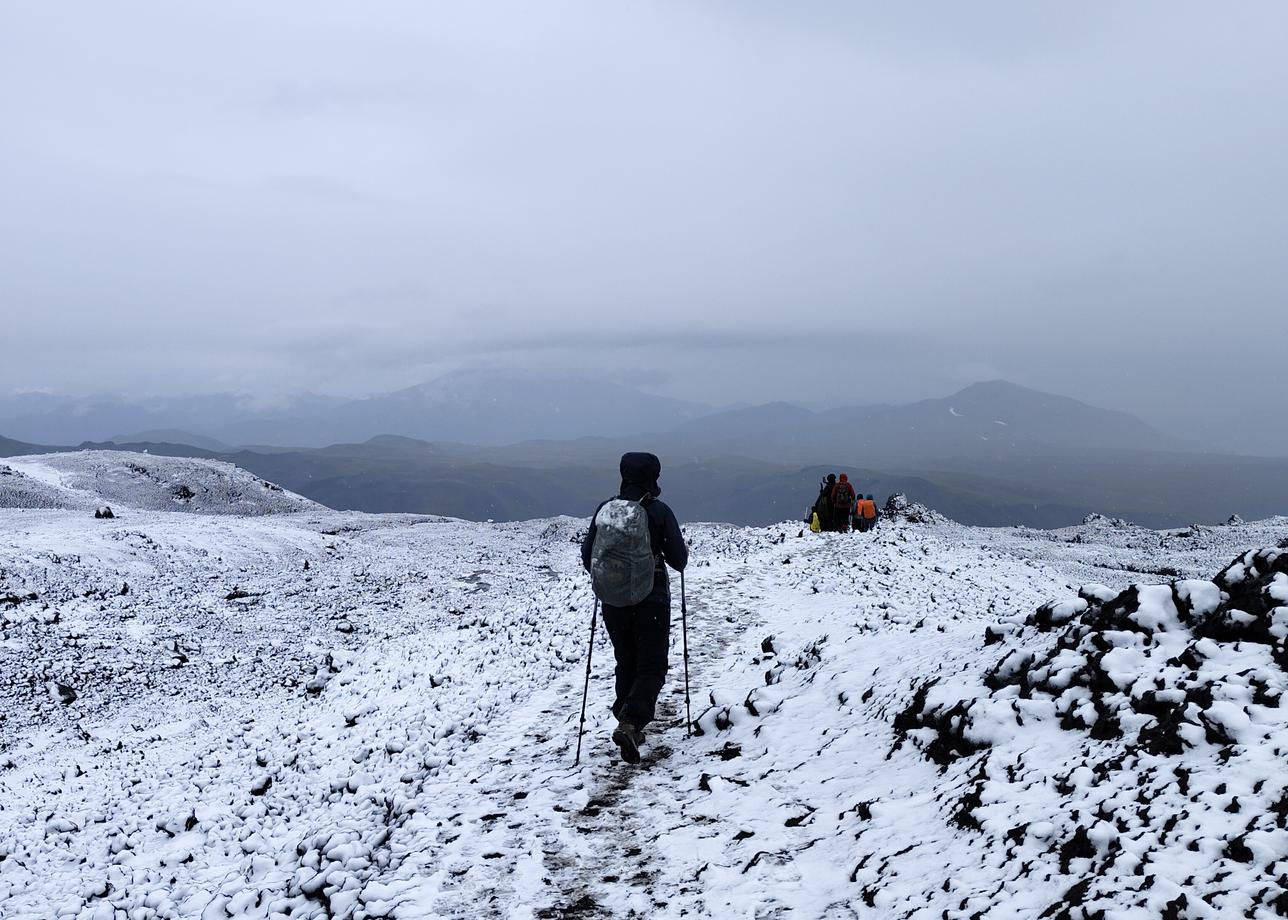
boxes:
[808,473,878,534]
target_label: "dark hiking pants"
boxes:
[602,600,671,728]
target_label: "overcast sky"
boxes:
[2,2,1285,435]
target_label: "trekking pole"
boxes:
[574,598,599,767]
[681,570,692,738]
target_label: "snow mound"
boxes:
[0,451,319,515]
[897,546,1288,917]
[882,491,949,524]
[0,462,81,510]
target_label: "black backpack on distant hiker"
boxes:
[589,496,657,607]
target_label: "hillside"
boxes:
[0,452,319,515]
[2,464,1287,917]
[109,429,235,452]
[5,381,1287,527]
[655,379,1184,463]
[7,436,1288,529]
[0,434,50,457]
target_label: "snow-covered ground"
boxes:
[1,453,1287,918]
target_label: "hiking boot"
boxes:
[612,719,643,764]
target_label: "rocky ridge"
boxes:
[897,547,1288,917]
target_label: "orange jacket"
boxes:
[859,499,878,519]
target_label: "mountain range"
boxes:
[0,370,707,448]
[3,375,1286,528]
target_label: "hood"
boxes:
[619,451,662,499]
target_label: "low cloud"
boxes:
[0,1,1283,443]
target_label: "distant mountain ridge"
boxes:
[109,429,234,452]
[0,434,50,457]
[4,378,1286,528]
[0,373,1188,457]
[649,380,1181,464]
[0,370,710,448]
[309,371,709,447]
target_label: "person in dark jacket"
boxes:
[831,473,856,533]
[815,473,838,531]
[581,452,688,763]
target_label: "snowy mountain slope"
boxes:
[0,462,80,510]
[1,486,1286,918]
[0,452,318,515]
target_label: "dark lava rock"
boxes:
[882,493,948,525]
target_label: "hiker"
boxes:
[831,473,856,533]
[814,474,838,531]
[581,452,688,764]
[853,494,869,532]
[857,494,879,532]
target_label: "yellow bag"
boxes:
[810,512,821,533]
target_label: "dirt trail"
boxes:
[412,559,767,919]
[531,563,768,918]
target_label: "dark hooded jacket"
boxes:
[581,452,688,605]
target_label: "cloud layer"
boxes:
[1,2,1285,446]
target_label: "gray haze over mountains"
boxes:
[0,370,709,448]
[4,373,1287,529]
[3,2,1287,457]
[0,370,1278,457]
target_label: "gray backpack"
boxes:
[590,498,656,606]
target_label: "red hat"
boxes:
[839,473,848,482]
